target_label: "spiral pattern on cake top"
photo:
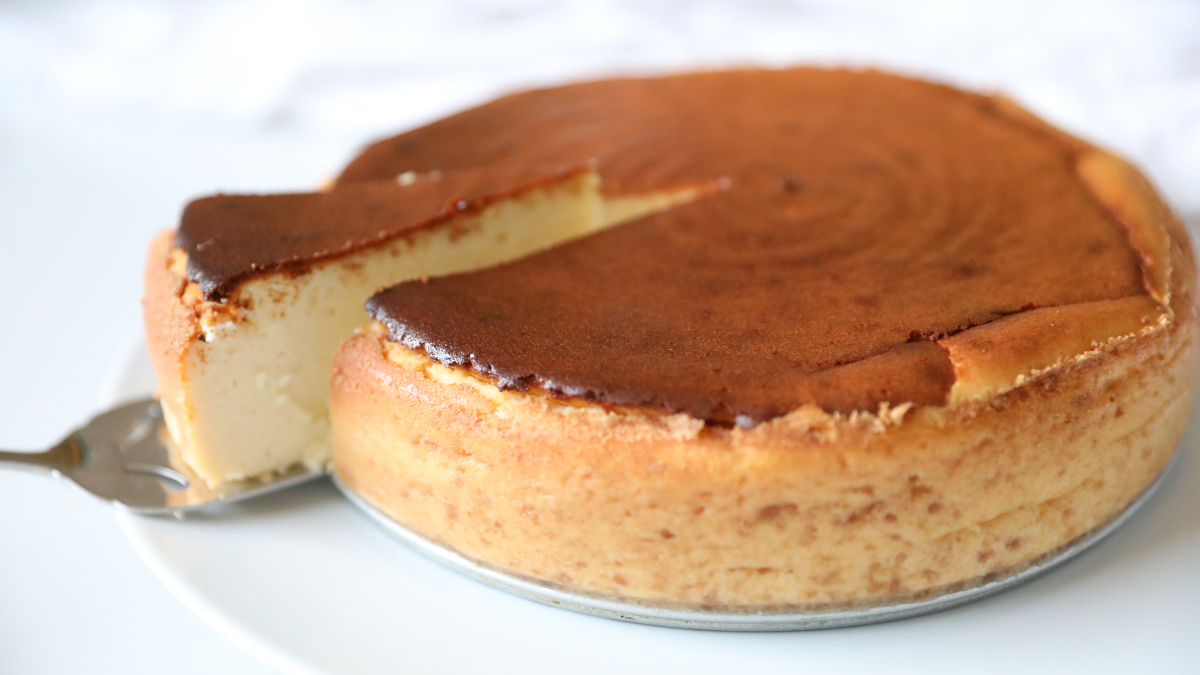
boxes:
[356,69,1149,422]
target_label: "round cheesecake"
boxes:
[326,69,1198,608]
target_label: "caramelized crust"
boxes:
[358,69,1150,422]
[178,165,592,299]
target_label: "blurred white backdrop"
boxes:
[3,0,1199,206]
[2,2,1199,674]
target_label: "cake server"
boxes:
[0,398,323,514]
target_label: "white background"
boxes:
[2,1,1199,672]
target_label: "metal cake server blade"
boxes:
[0,398,324,515]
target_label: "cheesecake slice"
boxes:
[144,166,706,487]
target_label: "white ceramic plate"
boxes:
[109,340,1200,675]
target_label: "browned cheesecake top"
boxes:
[351,68,1148,423]
[177,164,584,299]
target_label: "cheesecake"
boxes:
[143,67,1197,609]
[326,69,1197,607]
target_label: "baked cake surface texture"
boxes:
[325,69,1197,607]
[142,67,1197,609]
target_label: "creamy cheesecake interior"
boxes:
[146,169,707,486]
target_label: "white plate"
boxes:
[110,340,1200,675]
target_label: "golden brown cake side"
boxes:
[143,230,201,454]
[331,302,1194,606]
